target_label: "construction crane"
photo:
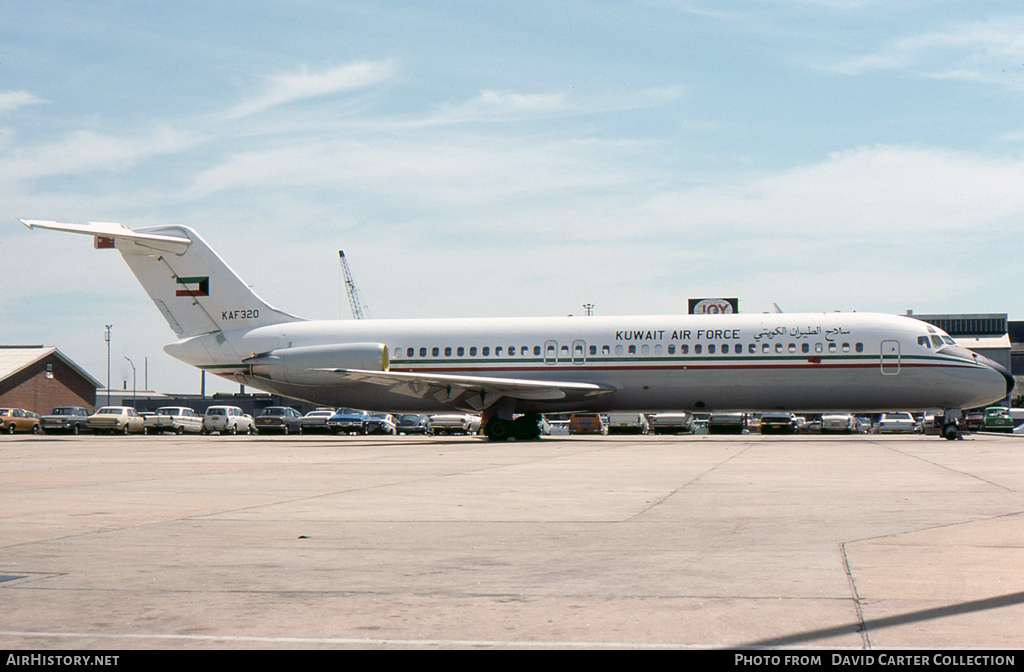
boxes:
[339,250,371,320]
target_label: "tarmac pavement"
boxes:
[1,432,1022,649]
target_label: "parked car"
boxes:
[255,406,304,434]
[396,414,431,435]
[876,412,918,434]
[152,406,204,435]
[708,413,746,435]
[40,406,91,435]
[202,406,255,435]
[139,411,159,434]
[328,408,373,434]
[0,408,43,434]
[87,406,146,435]
[299,409,335,434]
[365,413,397,435]
[821,414,856,434]
[429,414,478,436]
[982,406,1014,433]
[648,413,693,435]
[759,413,798,434]
[605,413,650,435]
[965,411,985,432]
[545,418,570,436]
[568,413,606,435]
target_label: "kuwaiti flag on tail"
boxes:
[176,276,209,297]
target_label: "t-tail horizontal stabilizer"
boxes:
[21,219,302,338]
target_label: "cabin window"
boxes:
[534,346,542,356]
[482,346,490,357]
[708,344,716,354]
[444,347,452,357]
[775,343,783,353]
[787,343,796,353]
[654,344,662,355]
[561,345,569,356]
[828,343,837,353]
[680,344,689,355]
[667,344,675,355]
[694,344,702,354]
[762,344,770,353]
[496,346,503,356]
[641,344,650,355]
[602,345,610,355]
[615,345,624,355]
[470,346,477,356]
[856,343,864,353]
[722,344,730,354]
[589,345,597,356]
[841,343,850,353]
[405,348,414,357]
[522,346,530,356]
[456,346,464,356]
[748,344,755,354]
[626,345,634,355]
[815,343,823,353]
[432,347,440,357]
[508,346,515,356]
[419,347,427,357]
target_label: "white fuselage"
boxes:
[165,311,1010,414]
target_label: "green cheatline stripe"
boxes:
[202,353,955,370]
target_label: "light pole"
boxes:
[104,325,112,406]
[582,303,595,316]
[124,356,136,409]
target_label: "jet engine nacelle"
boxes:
[248,342,388,386]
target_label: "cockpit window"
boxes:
[930,335,944,348]
[941,336,956,345]
[918,336,931,348]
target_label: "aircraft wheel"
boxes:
[486,418,511,441]
[942,423,960,441]
[513,416,541,441]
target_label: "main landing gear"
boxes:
[483,414,542,442]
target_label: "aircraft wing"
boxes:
[309,368,615,410]
[20,219,192,254]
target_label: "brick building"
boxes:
[0,346,102,414]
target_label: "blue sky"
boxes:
[3,1,1024,394]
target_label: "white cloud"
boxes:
[0,90,45,115]
[832,17,1024,87]
[0,125,199,183]
[227,60,397,119]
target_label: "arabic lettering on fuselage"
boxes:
[752,325,853,342]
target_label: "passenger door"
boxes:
[880,340,900,375]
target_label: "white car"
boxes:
[429,414,477,435]
[299,409,335,434]
[876,412,919,434]
[821,414,856,434]
[202,406,255,435]
[152,406,204,435]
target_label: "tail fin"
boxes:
[21,220,302,338]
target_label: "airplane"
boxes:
[21,219,1013,441]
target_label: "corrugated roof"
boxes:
[0,346,103,389]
